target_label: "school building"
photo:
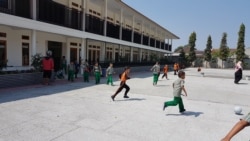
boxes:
[0,0,179,71]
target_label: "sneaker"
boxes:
[180,109,186,113]
[163,103,167,111]
[111,95,115,101]
[123,95,129,98]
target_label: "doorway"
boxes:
[70,48,78,63]
[48,41,62,72]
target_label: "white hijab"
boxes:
[235,61,242,72]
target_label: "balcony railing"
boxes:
[85,14,104,35]
[122,28,132,42]
[133,31,141,44]
[106,21,120,39]
[0,0,31,19]
[38,0,82,30]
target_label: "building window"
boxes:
[106,47,112,61]
[0,32,7,37]
[22,35,29,40]
[0,40,6,65]
[22,43,29,66]
[0,0,9,9]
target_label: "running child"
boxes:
[163,70,187,113]
[111,66,130,101]
[151,62,160,85]
[161,64,169,79]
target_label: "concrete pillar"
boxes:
[167,39,169,50]
[131,16,134,42]
[112,45,115,62]
[141,21,143,45]
[82,0,86,31]
[119,9,123,40]
[103,0,107,36]
[101,42,106,62]
[130,47,133,62]
[81,38,86,61]
[139,48,142,62]
[31,30,36,55]
[32,0,37,20]
[66,38,70,63]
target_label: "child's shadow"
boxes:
[115,98,146,102]
[237,83,248,85]
[166,111,204,117]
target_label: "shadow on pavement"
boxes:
[154,85,170,87]
[0,71,153,104]
[114,98,146,102]
[236,82,248,85]
[166,111,204,117]
[0,78,103,104]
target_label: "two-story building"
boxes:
[0,0,179,71]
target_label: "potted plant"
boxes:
[31,53,43,72]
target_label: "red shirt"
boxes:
[42,57,54,70]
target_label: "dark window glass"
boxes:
[22,43,29,66]
[0,40,6,63]
[0,0,8,9]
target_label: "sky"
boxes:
[122,0,250,51]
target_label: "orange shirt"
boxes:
[176,63,179,69]
[120,72,128,82]
[174,64,177,70]
[163,66,168,73]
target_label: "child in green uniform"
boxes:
[150,62,160,85]
[163,70,187,113]
[68,61,75,82]
[221,112,250,141]
[81,60,89,82]
[93,62,102,84]
[61,56,67,74]
[106,63,115,86]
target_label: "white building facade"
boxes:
[0,0,179,71]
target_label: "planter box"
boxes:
[0,72,43,88]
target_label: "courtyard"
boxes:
[0,68,250,141]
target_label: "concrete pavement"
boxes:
[0,68,250,141]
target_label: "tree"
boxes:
[179,47,185,59]
[204,35,212,68]
[174,46,184,52]
[219,32,229,68]
[188,32,197,64]
[236,23,245,62]
[179,47,187,66]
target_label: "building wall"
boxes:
[0,26,31,66]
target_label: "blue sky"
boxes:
[122,0,250,51]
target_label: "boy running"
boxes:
[151,62,160,85]
[163,70,187,113]
[162,64,169,79]
[111,66,130,101]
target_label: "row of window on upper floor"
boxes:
[0,0,172,51]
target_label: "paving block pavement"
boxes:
[0,68,250,141]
